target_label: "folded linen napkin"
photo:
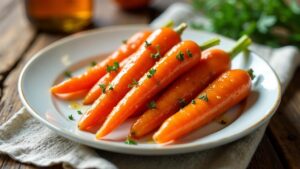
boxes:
[1,3,299,169]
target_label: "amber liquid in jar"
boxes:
[25,0,93,33]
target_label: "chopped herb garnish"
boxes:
[247,68,255,80]
[128,79,139,88]
[64,71,72,78]
[178,98,187,108]
[122,39,127,44]
[144,40,151,47]
[198,93,209,102]
[106,62,120,73]
[151,52,161,59]
[186,49,193,57]
[147,68,156,78]
[176,51,184,61]
[90,61,97,67]
[124,137,137,145]
[99,84,106,93]
[148,101,157,109]
[220,120,227,125]
[68,114,74,121]
[191,99,196,104]
[108,84,114,91]
[77,110,82,115]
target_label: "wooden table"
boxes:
[0,0,299,168]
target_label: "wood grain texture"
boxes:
[0,0,36,73]
[268,67,300,169]
[247,135,284,169]
[0,0,298,168]
[0,34,62,169]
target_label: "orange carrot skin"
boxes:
[83,58,130,105]
[78,28,181,133]
[130,49,231,139]
[153,69,252,144]
[96,40,202,138]
[51,30,152,94]
[55,89,89,100]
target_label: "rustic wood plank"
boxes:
[0,34,63,169]
[0,0,150,168]
[267,67,300,169]
[247,135,284,169]
[0,33,61,124]
[0,0,36,73]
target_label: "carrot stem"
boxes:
[228,35,252,59]
[199,38,220,50]
[162,20,174,28]
[174,23,188,35]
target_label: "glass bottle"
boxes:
[25,0,93,33]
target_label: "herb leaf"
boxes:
[99,84,106,93]
[191,99,196,104]
[106,62,120,73]
[64,71,72,78]
[108,84,114,91]
[151,52,161,59]
[147,68,156,78]
[247,68,256,80]
[186,49,193,57]
[90,61,97,67]
[124,137,137,145]
[77,110,82,115]
[198,93,208,102]
[68,114,74,121]
[148,101,157,109]
[128,79,139,88]
[144,41,151,47]
[178,98,187,108]
[176,51,184,61]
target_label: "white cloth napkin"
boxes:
[1,3,299,169]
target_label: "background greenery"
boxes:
[191,0,300,48]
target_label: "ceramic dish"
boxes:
[18,25,281,155]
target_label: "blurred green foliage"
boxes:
[191,0,300,47]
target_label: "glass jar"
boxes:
[25,0,93,33]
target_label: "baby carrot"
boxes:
[55,89,89,100]
[50,30,152,94]
[153,69,252,144]
[96,38,221,138]
[130,35,252,139]
[83,58,130,105]
[78,23,187,133]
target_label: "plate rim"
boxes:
[18,24,282,155]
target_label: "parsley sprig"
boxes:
[147,68,156,78]
[124,137,137,145]
[176,51,184,61]
[128,79,139,88]
[198,93,209,102]
[99,84,106,93]
[106,62,120,73]
[148,101,157,109]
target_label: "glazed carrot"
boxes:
[130,35,252,139]
[78,23,187,133]
[153,69,252,144]
[55,89,89,100]
[83,22,175,105]
[83,58,130,105]
[50,30,152,94]
[96,38,221,138]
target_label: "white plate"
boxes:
[18,25,281,155]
